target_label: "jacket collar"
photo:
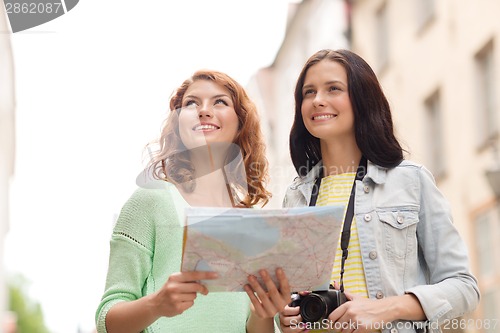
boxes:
[365,160,387,184]
[289,161,323,190]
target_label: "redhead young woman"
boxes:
[96,70,289,333]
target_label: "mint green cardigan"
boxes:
[95,185,251,333]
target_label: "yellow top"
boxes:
[306,172,369,333]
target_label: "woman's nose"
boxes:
[313,92,326,108]
[198,102,213,118]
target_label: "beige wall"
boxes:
[351,0,500,328]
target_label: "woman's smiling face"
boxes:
[178,79,239,149]
[301,59,355,143]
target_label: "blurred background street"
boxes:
[1,0,499,332]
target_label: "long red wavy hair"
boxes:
[147,70,271,207]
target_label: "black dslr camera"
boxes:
[290,288,347,323]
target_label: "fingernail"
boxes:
[260,270,268,277]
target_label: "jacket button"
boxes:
[390,329,398,333]
[369,251,377,260]
[364,214,372,222]
[375,291,384,299]
[363,185,370,193]
[397,215,404,224]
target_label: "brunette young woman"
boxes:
[274,49,479,333]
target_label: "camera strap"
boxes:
[309,156,367,293]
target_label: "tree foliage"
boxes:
[8,275,50,333]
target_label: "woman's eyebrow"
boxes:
[324,80,346,86]
[212,94,231,99]
[183,94,200,100]
[184,94,230,100]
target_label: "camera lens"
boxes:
[300,294,328,323]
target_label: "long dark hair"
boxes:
[289,49,404,176]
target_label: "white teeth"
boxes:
[194,124,219,131]
[313,114,336,120]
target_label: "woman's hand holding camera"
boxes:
[327,292,426,333]
[278,290,311,332]
[279,304,306,332]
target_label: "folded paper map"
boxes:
[181,205,344,292]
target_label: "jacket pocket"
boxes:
[377,209,419,259]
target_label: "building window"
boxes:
[475,41,497,147]
[416,0,435,30]
[375,3,389,72]
[424,90,445,178]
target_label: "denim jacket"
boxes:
[283,159,480,333]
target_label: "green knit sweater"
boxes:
[95,185,251,333]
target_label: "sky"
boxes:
[4,1,298,332]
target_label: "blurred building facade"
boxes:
[1,2,16,331]
[249,0,499,331]
[246,0,350,208]
[350,0,500,330]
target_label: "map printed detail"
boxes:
[181,206,344,292]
